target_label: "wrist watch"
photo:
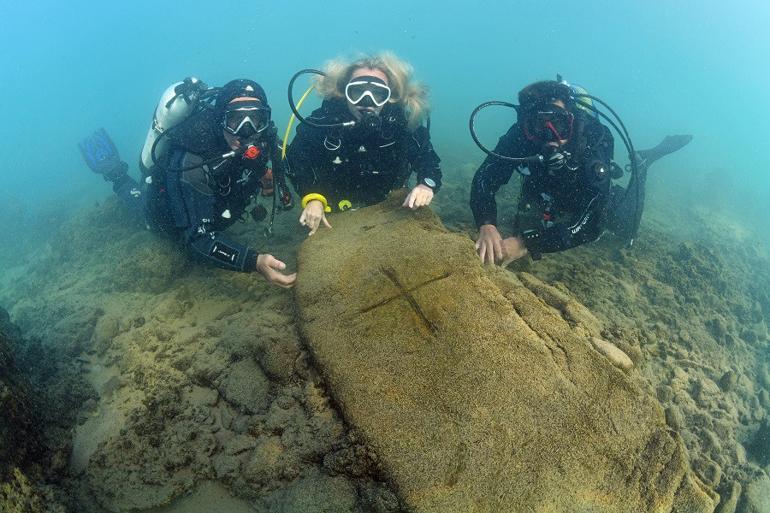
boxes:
[420,177,437,190]
[522,229,543,261]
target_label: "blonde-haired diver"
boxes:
[286,52,442,236]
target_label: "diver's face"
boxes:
[222,96,269,151]
[543,100,570,148]
[223,131,243,151]
[346,67,390,120]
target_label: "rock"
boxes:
[715,480,740,513]
[266,470,357,513]
[590,337,634,371]
[212,452,241,479]
[1,469,67,513]
[295,194,717,513]
[741,329,758,344]
[665,405,685,430]
[750,395,765,422]
[707,316,728,341]
[259,338,301,383]
[187,385,219,407]
[242,436,288,485]
[216,359,270,414]
[742,474,770,513]
[616,340,643,365]
[219,404,235,430]
[759,389,770,409]
[223,434,257,456]
[747,420,770,466]
[704,430,723,453]
[516,272,604,336]
[92,315,119,354]
[759,364,770,389]
[719,370,738,392]
[0,316,41,477]
[358,482,402,513]
[697,459,722,488]
[736,442,748,465]
[657,385,674,403]
[694,377,722,408]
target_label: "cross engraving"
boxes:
[358,267,452,335]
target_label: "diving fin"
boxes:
[636,134,693,167]
[78,128,127,181]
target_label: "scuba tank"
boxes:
[140,77,210,170]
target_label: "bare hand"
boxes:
[500,236,528,265]
[299,200,332,236]
[475,224,504,265]
[256,254,297,288]
[402,184,434,210]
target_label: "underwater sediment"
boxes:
[0,182,768,512]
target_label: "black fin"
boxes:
[636,135,693,166]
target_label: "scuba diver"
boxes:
[285,52,442,235]
[78,78,297,287]
[469,79,692,264]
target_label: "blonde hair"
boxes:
[314,51,429,130]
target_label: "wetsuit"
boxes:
[286,98,442,210]
[112,109,287,272]
[470,110,629,259]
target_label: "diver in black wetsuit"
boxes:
[79,79,297,288]
[470,80,692,264]
[286,52,442,235]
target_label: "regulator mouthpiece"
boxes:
[243,145,260,160]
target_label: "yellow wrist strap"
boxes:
[301,193,332,213]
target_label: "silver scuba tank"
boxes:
[140,77,206,170]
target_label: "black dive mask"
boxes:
[523,104,574,143]
[223,100,271,138]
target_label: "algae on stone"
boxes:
[296,193,717,513]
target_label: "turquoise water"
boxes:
[1,0,768,241]
[1,2,770,510]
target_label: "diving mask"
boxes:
[345,76,392,107]
[223,100,271,138]
[525,105,574,143]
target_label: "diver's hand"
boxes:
[402,184,434,209]
[475,224,504,265]
[299,200,332,236]
[256,254,297,289]
[546,151,568,172]
[500,236,528,265]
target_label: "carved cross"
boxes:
[358,267,451,335]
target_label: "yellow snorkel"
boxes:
[282,85,315,159]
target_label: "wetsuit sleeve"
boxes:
[406,125,442,191]
[470,125,523,228]
[185,226,259,272]
[165,151,259,273]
